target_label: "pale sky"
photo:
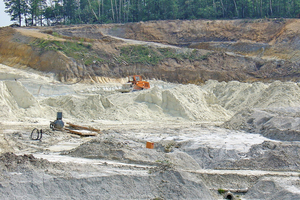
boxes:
[0,0,13,27]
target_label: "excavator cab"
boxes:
[128,75,141,84]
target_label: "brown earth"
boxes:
[1,18,300,83]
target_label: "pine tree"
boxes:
[4,0,25,26]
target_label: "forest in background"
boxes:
[4,0,300,26]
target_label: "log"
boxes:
[65,128,98,136]
[66,122,101,133]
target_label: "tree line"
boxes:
[4,0,300,26]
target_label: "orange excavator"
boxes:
[118,75,150,93]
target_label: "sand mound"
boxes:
[5,81,38,109]
[203,79,300,140]
[203,80,300,112]
[184,139,300,170]
[0,82,15,119]
[245,177,300,200]
[161,84,231,121]
[2,63,300,126]
[40,94,106,121]
[136,84,232,121]
[0,74,233,122]
[49,83,232,122]
[0,80,42,120]
[67,133,201,171]
[223,107,300,141]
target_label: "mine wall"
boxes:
[1,19,300,84]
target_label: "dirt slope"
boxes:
[1,19,300,83]
[101,18,300,59]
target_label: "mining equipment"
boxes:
[118,75,150,93]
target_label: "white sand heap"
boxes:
[40,94,107,120]
[203,80,300,112]
[0,78,233,122]
[40,83,234,122]
[136,84,232,121]
[0,81,42,120]
[2,61,300,124]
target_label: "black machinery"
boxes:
[50,112,64,130]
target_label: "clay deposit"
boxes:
[1,62,300,199]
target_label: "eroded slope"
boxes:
[1,19,300,83]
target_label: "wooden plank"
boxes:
[65,128,98,136]
[66,122,101,133]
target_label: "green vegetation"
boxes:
[4,0,300,26]
[29,39,209,67]
[164,141,176,153]
[119,45,209,65]
[52,32,60,38]
[119,45,162,65]
[30,39,209,66]
[218,188,226,194]
[30,39,104,65]
[151,198,164,200]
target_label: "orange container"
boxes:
[146,142,154,149]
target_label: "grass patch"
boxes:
[119,45,209,65]
[30,40,209,67]
[52,31,60,37]
[119,45,162,65]
[30,39,104,65]
[218,188,226,194]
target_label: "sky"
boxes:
[0,0,12,27]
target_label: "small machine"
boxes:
[118,75,150,93]
[50,112,64,130]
